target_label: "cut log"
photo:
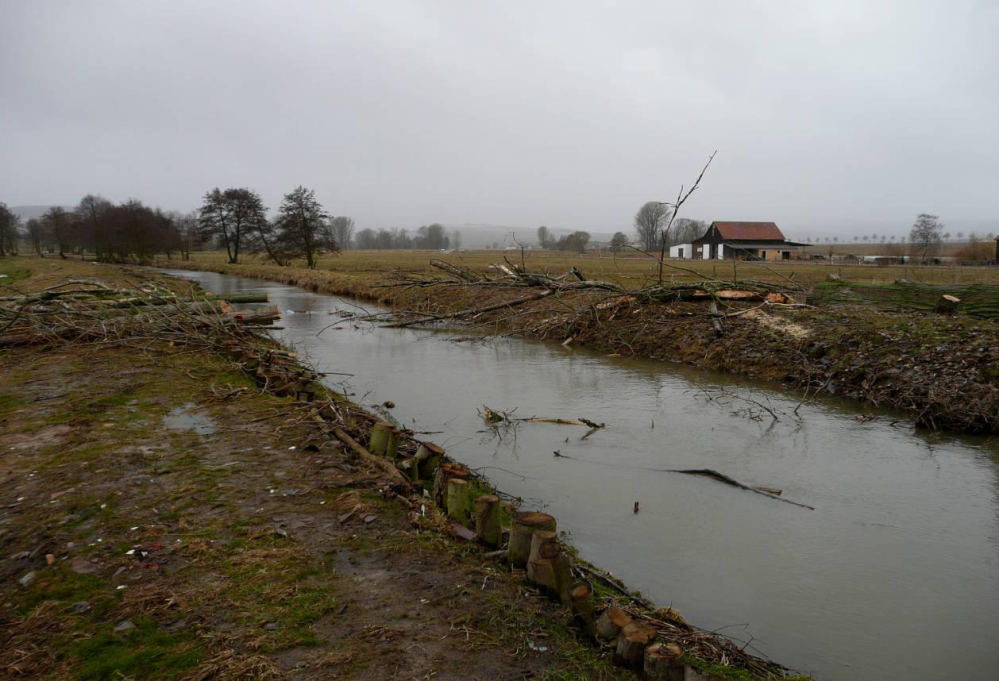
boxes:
[445,478,473,525]
[331,427,412,490]
[231,305,281,325]
[935,294,961,315]
[508,512,556,568]
[614,622,652,668]
[473,494,503,547]
[595,607,632,642]
[415,442,445,478]
[644,642,684,680]
[368,422,400,459]
[569,582,596,636]
[213,291,269,304]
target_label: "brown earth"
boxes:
[0,261,632,680]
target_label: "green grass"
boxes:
[0,257,31,283]
[71,617,201,681]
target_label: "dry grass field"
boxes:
[180,248,999,288]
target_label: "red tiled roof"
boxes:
[711,221,785,241]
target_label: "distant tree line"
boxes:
[353,224,461,251]
[0,196,198,263]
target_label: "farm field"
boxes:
[180,248,999,288]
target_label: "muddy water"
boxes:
[164,269,999,681]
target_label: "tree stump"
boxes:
[415,442,445,479]
[433,462,469,508]
[508,512,556,568]
[644,642,684,680]
[473,494,503,547]
[935,294,960,315]
[614,622,653,669]
[569,582,596,636]
[595,606,632,642]
[526,530,560,594]
[445,478,473,525]
[368,421,400,458]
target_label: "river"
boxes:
[163,268,999,681]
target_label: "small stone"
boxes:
[18,571,36,587]
[363,515,377,524]
[66,542,76,550]
[73,600,91,614]
[71,557,99,574]
[114,619,135,632]
[264,622,279,631]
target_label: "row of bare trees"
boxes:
[0,186,352,268]
[0,198,196,262]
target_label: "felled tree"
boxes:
[272,186,335,268]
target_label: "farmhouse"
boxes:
[670,221,808,261]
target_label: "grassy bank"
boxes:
[175,249,999,287]
[153,254,999,434]
[1,257,802,680]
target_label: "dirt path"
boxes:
[0,261,627,680]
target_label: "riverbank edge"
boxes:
[155,258,999,435]
[1,257,804,680]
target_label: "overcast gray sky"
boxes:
[2,0,997,239]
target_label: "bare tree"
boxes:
[26,218,46,255]
[669,218,707,246]
[329,216,355,250]
[75,194,113,259]
[42,207,72,258]
[909,213,944,260]
[273,186,333,268]
[0,203,21,256]
[536,225,554,249]
[451,229,462,250]
[633,201,670,252]
[609,231,629,252]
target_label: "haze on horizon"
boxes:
[2,0,997,241]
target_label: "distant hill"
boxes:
[10,205,75,221]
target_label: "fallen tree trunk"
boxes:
[331,426,412,490]
[670,469,813,509]
[384,289,554,329]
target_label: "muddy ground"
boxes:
[0,260,631,680]
[155,259,999,434]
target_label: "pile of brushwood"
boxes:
[0,278,279,348]
[1,271,803,680]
